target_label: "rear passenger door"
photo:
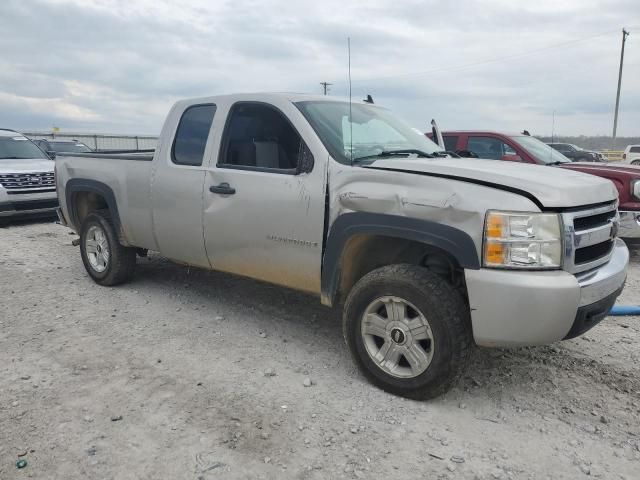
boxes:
[203,101,326,294]
[151,103,217,268]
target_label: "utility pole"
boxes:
[612,28,630,144]
[320,82,332,95]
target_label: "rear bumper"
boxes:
[619,211,640,238]
[465,239,628,347]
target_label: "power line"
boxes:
[331,28,624,85]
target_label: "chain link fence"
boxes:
[22,132,158,152]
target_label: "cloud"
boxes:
[0,0,638,135]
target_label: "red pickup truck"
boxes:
[429,130,640,239]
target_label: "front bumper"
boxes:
[0,187,58,218]
[0,198,58,218]
[619,211,640,238]
[465,238,628,347]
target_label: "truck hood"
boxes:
[0,158,54,174]
[367,158,618,208]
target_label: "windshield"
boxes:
[48,142,92,153]
[295,101,442,164]
[0,135,50,160]
[511,135,570,164]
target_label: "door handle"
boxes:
[209,183,236,195]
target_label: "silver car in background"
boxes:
[32,139,93,158]
[0,129,58,221]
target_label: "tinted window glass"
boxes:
[512,136,570,164]
[221,103,302,171]
[172,104,216,166]
[467,136,513,160]
[443,136,458,151]
[0,135,49,160]
[630,146,640,153]
[503,143,517,155]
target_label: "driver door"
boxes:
[202,101,327,294]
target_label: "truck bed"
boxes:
[55,151,157,250]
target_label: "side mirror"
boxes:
[46,151,56,160]
[297,143,315,174]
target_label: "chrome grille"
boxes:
[562,202,618,274]
[0,172,55,194]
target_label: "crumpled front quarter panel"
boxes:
[328,163,541,259]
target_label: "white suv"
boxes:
[0,129,58,221]
[623,145,640,164]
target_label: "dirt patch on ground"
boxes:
[1,220,639,479]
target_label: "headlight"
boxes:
[483,211,562,269]
[632,180,640,201]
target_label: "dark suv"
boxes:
[547,143,604,162]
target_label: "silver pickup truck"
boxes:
[56,93,628,399]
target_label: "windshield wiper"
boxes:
[547,161,568,166]
[352,149,435,163]
[381,149,436,158]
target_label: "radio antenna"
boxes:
[348,37,353,166]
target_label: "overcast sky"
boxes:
[1,0,639,136]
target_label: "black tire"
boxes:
[79,209,136,286]
[632,160,640,166]
[343,264,472,399]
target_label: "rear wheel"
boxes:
[80,210,136,286]
[632,160,640,166]
[343,264,472,399]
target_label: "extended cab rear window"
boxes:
[172,104,216,166]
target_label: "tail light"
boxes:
[623,153,627,160]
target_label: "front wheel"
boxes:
[80,210,136,286]
[343,264,473,399]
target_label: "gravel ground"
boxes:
[1,219,639,480]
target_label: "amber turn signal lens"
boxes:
[485,213,504,239]
[484,242,505,264]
